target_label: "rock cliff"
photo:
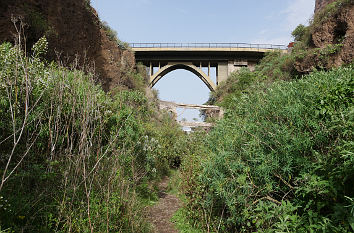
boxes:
[296,0,353,72]
[312,2,354,66]
[0,0,135,91]
[312,0,354,66]
[315,0,337,13]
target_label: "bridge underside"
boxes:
[133,46,286,90]
[150,63,216,91]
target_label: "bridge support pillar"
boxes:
[208,62,210,76]
[217,62,228,85]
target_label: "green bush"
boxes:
[292,24,308,42]
[210,43,347,109]
[182,67,354,232]
[0,39,181,232]
[208,51,300,107]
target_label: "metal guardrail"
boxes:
[130,43,287,50]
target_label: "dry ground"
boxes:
[147,177,181,233]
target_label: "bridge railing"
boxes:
[130,43,287,50]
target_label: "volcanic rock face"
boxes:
[315,0,337,13]
[294,0,353,72]
[0,0,135,91]
[312,1,354,65]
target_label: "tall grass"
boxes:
[0,37,184,232]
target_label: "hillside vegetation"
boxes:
[178,1,354,232]
[0,38,186,232]
[0,0,353,232]
[181,66,353,232]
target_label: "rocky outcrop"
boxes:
[312,1,354,66]
[0,0,135,91]
[315,0,337,13]
[295,1,353,72]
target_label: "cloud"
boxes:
[259,29,268,36]
[252,0,315,45]
[176,8,188,15]
[283,0,315,30]
[135,0,151,7]
[251,36,292,46]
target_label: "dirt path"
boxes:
[147,177,181,233]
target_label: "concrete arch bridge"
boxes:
[131,43,287,91]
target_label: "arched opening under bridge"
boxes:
[150,63,217,91]
[152,68,216,123]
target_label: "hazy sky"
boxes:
[91,0,315,121]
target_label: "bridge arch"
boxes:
[150,63,216,91]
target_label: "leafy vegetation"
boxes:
[171,208,204,233]
[1,1,353,232]
[182,3,353,231]
[207,51,301,108]
[209,38,347,109]
[0,38,186,232]
[101,21,130,50]
[291,24,312,46]
[181,66,354,232]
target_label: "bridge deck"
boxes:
[132,43,287,65]
[132,47,284,53]
[130,43,287,50]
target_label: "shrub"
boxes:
[208,52,300,107]
[292,24,307,42]
[291,23,313,48]
[0,38,181,232]
[101,21,118,41]
[182,66,354,232]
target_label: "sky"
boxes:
[91,0,315,121]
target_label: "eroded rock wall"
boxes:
[294,0,353,72]
[312,1,354,65]
[315,0,337,13]
[0,0,135,91]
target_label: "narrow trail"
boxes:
[147,176,181,233]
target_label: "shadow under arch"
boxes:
[150,63,216,91]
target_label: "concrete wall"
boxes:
[227,59,248,75]
[226,59,257,76]
[217,62,229,84]
[228,62,242,75]
[248,61,257,71]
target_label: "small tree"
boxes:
[292,24,307,42]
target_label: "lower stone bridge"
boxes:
[159,100,223,128]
